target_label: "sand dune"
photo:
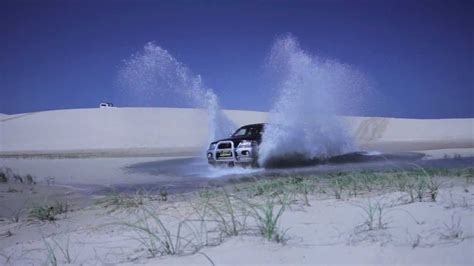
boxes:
[349,117,474,153]
[0,107,472,156]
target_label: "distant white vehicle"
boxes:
[99,102,114,108]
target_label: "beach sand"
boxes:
[0,174,472,265]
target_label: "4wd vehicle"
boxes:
[207,123,265,167]
[99,102,114,108]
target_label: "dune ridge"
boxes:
[1,107,472,156]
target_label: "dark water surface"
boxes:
[117,152,473,195]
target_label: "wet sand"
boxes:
[2,152,473,195]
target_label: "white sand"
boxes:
[1,107,473,155]
[350,116,474,152]
[0,108,267,153]
[0,179,472,265]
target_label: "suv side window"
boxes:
[233,128,247,137]
[248,127,259,136]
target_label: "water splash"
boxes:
[259,35,368,167]
[118,42,235,141]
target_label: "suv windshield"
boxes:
[232,126,262,138]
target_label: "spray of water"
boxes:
[118,42,235,141]
[259,35,367,167]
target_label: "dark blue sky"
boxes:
[1,0,472,118]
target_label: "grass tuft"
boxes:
[329,176,347,200]
[120,208,199,257]
[202,189,249,238]
[356,199,389,231]
[42,234,74,264]
[440,215,464,240]
[235,193,289,242]
[25,174,36,185]
[0,167,14,183]
[0,172,7,183]
[29,202,68,221]
[95,191,146,211]
[160,189,168,201]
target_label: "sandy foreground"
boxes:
[0,172,473,265]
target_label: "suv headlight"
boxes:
[209,143,216,150]
[237,140,254,148]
